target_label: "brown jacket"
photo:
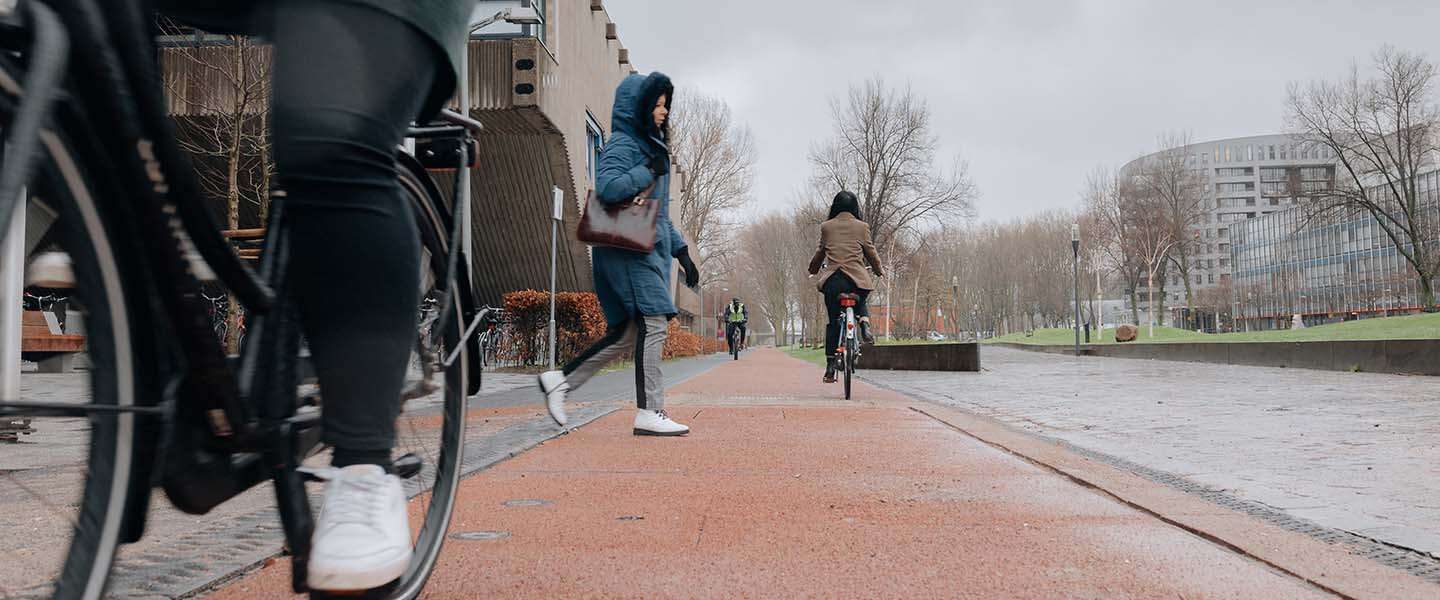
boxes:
[808,213,884,291]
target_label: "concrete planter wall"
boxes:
[857,343,981,372]
[994,339,1440,376]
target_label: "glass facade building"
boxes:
[1229,170,1440,329]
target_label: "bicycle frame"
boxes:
[0,0,485,585]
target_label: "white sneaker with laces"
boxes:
[634,409,689,436]
[538,370,569,426]
[307,464,412,592]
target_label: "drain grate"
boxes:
[502,499,552,507]
[450,531,511,541]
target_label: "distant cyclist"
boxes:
[724,297,748,354]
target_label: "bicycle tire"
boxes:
[843,348,852,400]
[372,163,471,600]
[0,79,161,599]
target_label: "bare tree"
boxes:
[160,22,273,353]
[1136,132,1208,318]
[1083,167,1146,325]
[739,212,809,345]
[1287,46,1440,307]
[671,90,756,279]
[1129,189,1177,337]
[808,77,977,250]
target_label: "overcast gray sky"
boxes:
[602,0,1440,222]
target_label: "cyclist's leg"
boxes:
[821,274,846,359]
[267,2,443,590]
[270,2,437,469]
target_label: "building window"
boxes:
[1261,167,1286,181]
[584,112,604,188]
[1217,182,1254,193]
[1261,181,1288,195]
[1268,145,1276,160]
[1300,167,1330,180]
[1216,167,1253,177]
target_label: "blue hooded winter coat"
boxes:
[591,72,689,326]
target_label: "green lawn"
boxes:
[984,312,1440,345]
[783,346,828,367]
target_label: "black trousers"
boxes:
[267,3,439,453]
[725,322,747,351]
[822,272,870,358]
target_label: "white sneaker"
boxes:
[538,370,568,426]
[633,409,689,436]
[307,465,412,592]
[26,251,75,288]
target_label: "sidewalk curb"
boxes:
[902,401,1439,600]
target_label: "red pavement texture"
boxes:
[207,348,1432,599]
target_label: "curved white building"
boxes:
[1120,134,1338,329]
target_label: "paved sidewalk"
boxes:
[862,346,1440,559]
[207,348,1428,598]
[0,356,725,599]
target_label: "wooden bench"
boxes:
[20,309,86,373]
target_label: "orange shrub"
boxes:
[500,290,607,366]
[662,320,701,359]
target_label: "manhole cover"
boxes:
[503,499,552,507]
[450,531,511,541]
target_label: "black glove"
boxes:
[677,248,700,289]
[648,153,669,177]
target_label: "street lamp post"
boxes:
[548,186,562,370]
[1071,223,1080,356]
[950,276,959,341]
[721,287,730,346]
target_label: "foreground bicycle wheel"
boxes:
[0,82,161,599]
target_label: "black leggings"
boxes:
[822,272,870,357]
[267,4,439,457]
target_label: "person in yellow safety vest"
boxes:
[724,298,748,354]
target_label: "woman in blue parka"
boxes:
[538,72,700,436]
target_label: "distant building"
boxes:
[1121,134,1339,328]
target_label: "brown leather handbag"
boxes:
[576,184,659,253]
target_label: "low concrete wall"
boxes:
[994,339,1440,375]
[857,343,980,372]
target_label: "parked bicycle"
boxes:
[0,2,485,598]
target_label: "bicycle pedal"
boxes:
[394,453,424,479]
